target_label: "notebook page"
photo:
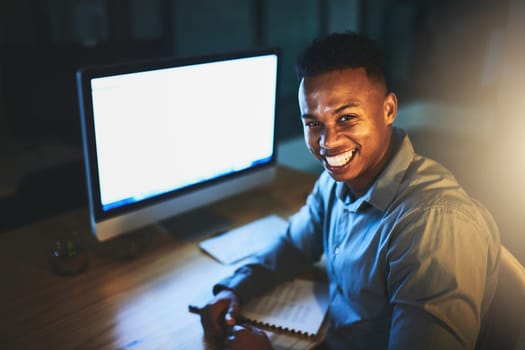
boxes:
[242,279,329,337]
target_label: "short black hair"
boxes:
[295,31,385,84]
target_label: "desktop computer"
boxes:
[76,49,280,242]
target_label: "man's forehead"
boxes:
[299,68,384,99]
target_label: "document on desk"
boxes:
[198,214,288,265]
[242,278,329,338]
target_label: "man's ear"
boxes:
[384,92,397,125]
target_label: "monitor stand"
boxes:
[94,226,153,260]
[159,208,232,242]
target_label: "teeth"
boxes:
[326,150,355,167]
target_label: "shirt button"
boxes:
[337,285,344,295]
[334,247,340,255]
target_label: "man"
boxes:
[199,32,501,349]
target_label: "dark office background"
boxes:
[1,0,524,261]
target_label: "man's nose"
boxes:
[320,127,339,149]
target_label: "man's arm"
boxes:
[214,232,319,301]
[386,205,500,349]
[389,304,475,350]
[214,173,329,301]
[200,174,328,340]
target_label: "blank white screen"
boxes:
[89,54,278,210]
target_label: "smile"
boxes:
[325,149,356,167]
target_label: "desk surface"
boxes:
[0,166,318,350]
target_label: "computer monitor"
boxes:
[76,49,279,242]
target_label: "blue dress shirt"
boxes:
[216,127,501,350]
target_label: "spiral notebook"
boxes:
[189,278,329,338]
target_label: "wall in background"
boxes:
[0,69,6,150]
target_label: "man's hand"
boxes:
[200,289,241,337]
[226,323,273,350]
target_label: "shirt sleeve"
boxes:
[213,173,327,302]
[386,204,495,350]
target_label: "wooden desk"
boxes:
[0,166,318,350]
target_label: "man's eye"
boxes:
[340,114,355,122]
[305,121,320,128]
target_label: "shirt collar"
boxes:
[336,127,414,212]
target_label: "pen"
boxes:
[188,304,238,341]
[188,304,202,315]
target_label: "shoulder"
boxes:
[387,153,499,245]
[392,153,471,214]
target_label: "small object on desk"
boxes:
[198,214,288,265]
[51,236,89,276]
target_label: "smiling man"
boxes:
[299,65,396,195]
[198,32,501,350]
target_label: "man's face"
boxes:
[298,67,397,192]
